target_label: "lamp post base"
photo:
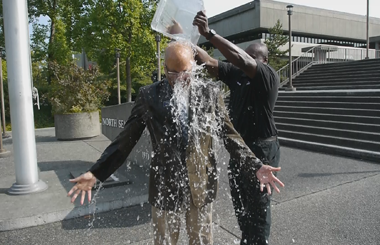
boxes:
[285,86,297,91]
[2,133,11,139]
[0,148,10,158]
[7,179,48,195]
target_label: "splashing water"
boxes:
[86,182,103,234]
[162,47,227,244]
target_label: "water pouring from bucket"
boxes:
[151,0,205,44]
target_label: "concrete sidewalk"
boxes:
[0,128,149,231]
[1,128,380,244]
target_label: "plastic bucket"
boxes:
[151,0,205,44]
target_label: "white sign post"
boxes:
[3,0,47,194]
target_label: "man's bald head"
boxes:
[245,43,269,64]
[164,41,194,85]
[165,41,194,72]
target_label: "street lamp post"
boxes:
[0,47,9,137]
[286,5,296,91]
[115,48,121,105]
[155,34,161,81]
[366,0,369,59]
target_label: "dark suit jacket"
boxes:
[89,80,263,211]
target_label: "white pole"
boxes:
[366,0,369,59]
[3,0,47,194]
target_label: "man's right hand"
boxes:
[67,171,97,205]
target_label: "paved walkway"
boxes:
[0,128,379,244]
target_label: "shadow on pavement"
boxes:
[298,170,380,178]
[60,203,152,230]
[38,160,94,172]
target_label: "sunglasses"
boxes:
[165,65,192,80]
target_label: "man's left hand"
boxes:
[193,11,210,37]
[167,19,184,34]
[255,165,284,195]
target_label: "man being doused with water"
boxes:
[67,41,284,245]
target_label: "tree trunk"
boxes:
[126,56,132,102]
[47,0,57,84]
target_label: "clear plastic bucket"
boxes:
[151,0,205,44]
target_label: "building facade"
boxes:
[199,0,380,62]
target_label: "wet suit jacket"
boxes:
[89,79,263,211]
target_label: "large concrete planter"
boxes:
[54,111,100,140]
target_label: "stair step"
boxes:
[274,106,380,117]
[310,59,380,68]
[278,129,380,152]
[276,96,380,103]
[278,137,380,162]
[274,116,380,133]
[296,73,380,80]
[305,66,380,74]
[276,122,380,142]
[303,69,380,75]
[276,101,380,109]
[278,89,380,96]
[293,82,380,88]
[273,111,380,125]
[292,84,380,90]
[295,80,380,86]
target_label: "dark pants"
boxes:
[228,138,281,245]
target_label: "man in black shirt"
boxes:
[194,11,281,245]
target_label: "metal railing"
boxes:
[277,45,380,87]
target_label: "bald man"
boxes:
[67,41,283,245]
[194,11,281,245]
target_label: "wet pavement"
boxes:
[0,128,379,244]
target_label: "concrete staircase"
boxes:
[287,58,380,90]
[275,58,380,161]
[275,89,380,162]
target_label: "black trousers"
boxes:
[228,138,281,245]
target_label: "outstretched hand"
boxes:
[255,165,284,195]
[67,171,97,205]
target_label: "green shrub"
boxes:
[48,61,111,115]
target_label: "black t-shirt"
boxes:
[218,60,279,142]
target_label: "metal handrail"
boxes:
[277,45,321,87]
[277,45,380,88]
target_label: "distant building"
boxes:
[370,36,380,51]
[73,49,97,70]
[199,0,380,61]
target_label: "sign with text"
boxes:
[101,103,152,168]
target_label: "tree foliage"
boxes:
[0,0,161,128]
[70,0,161,101]
[264,19,289,71]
